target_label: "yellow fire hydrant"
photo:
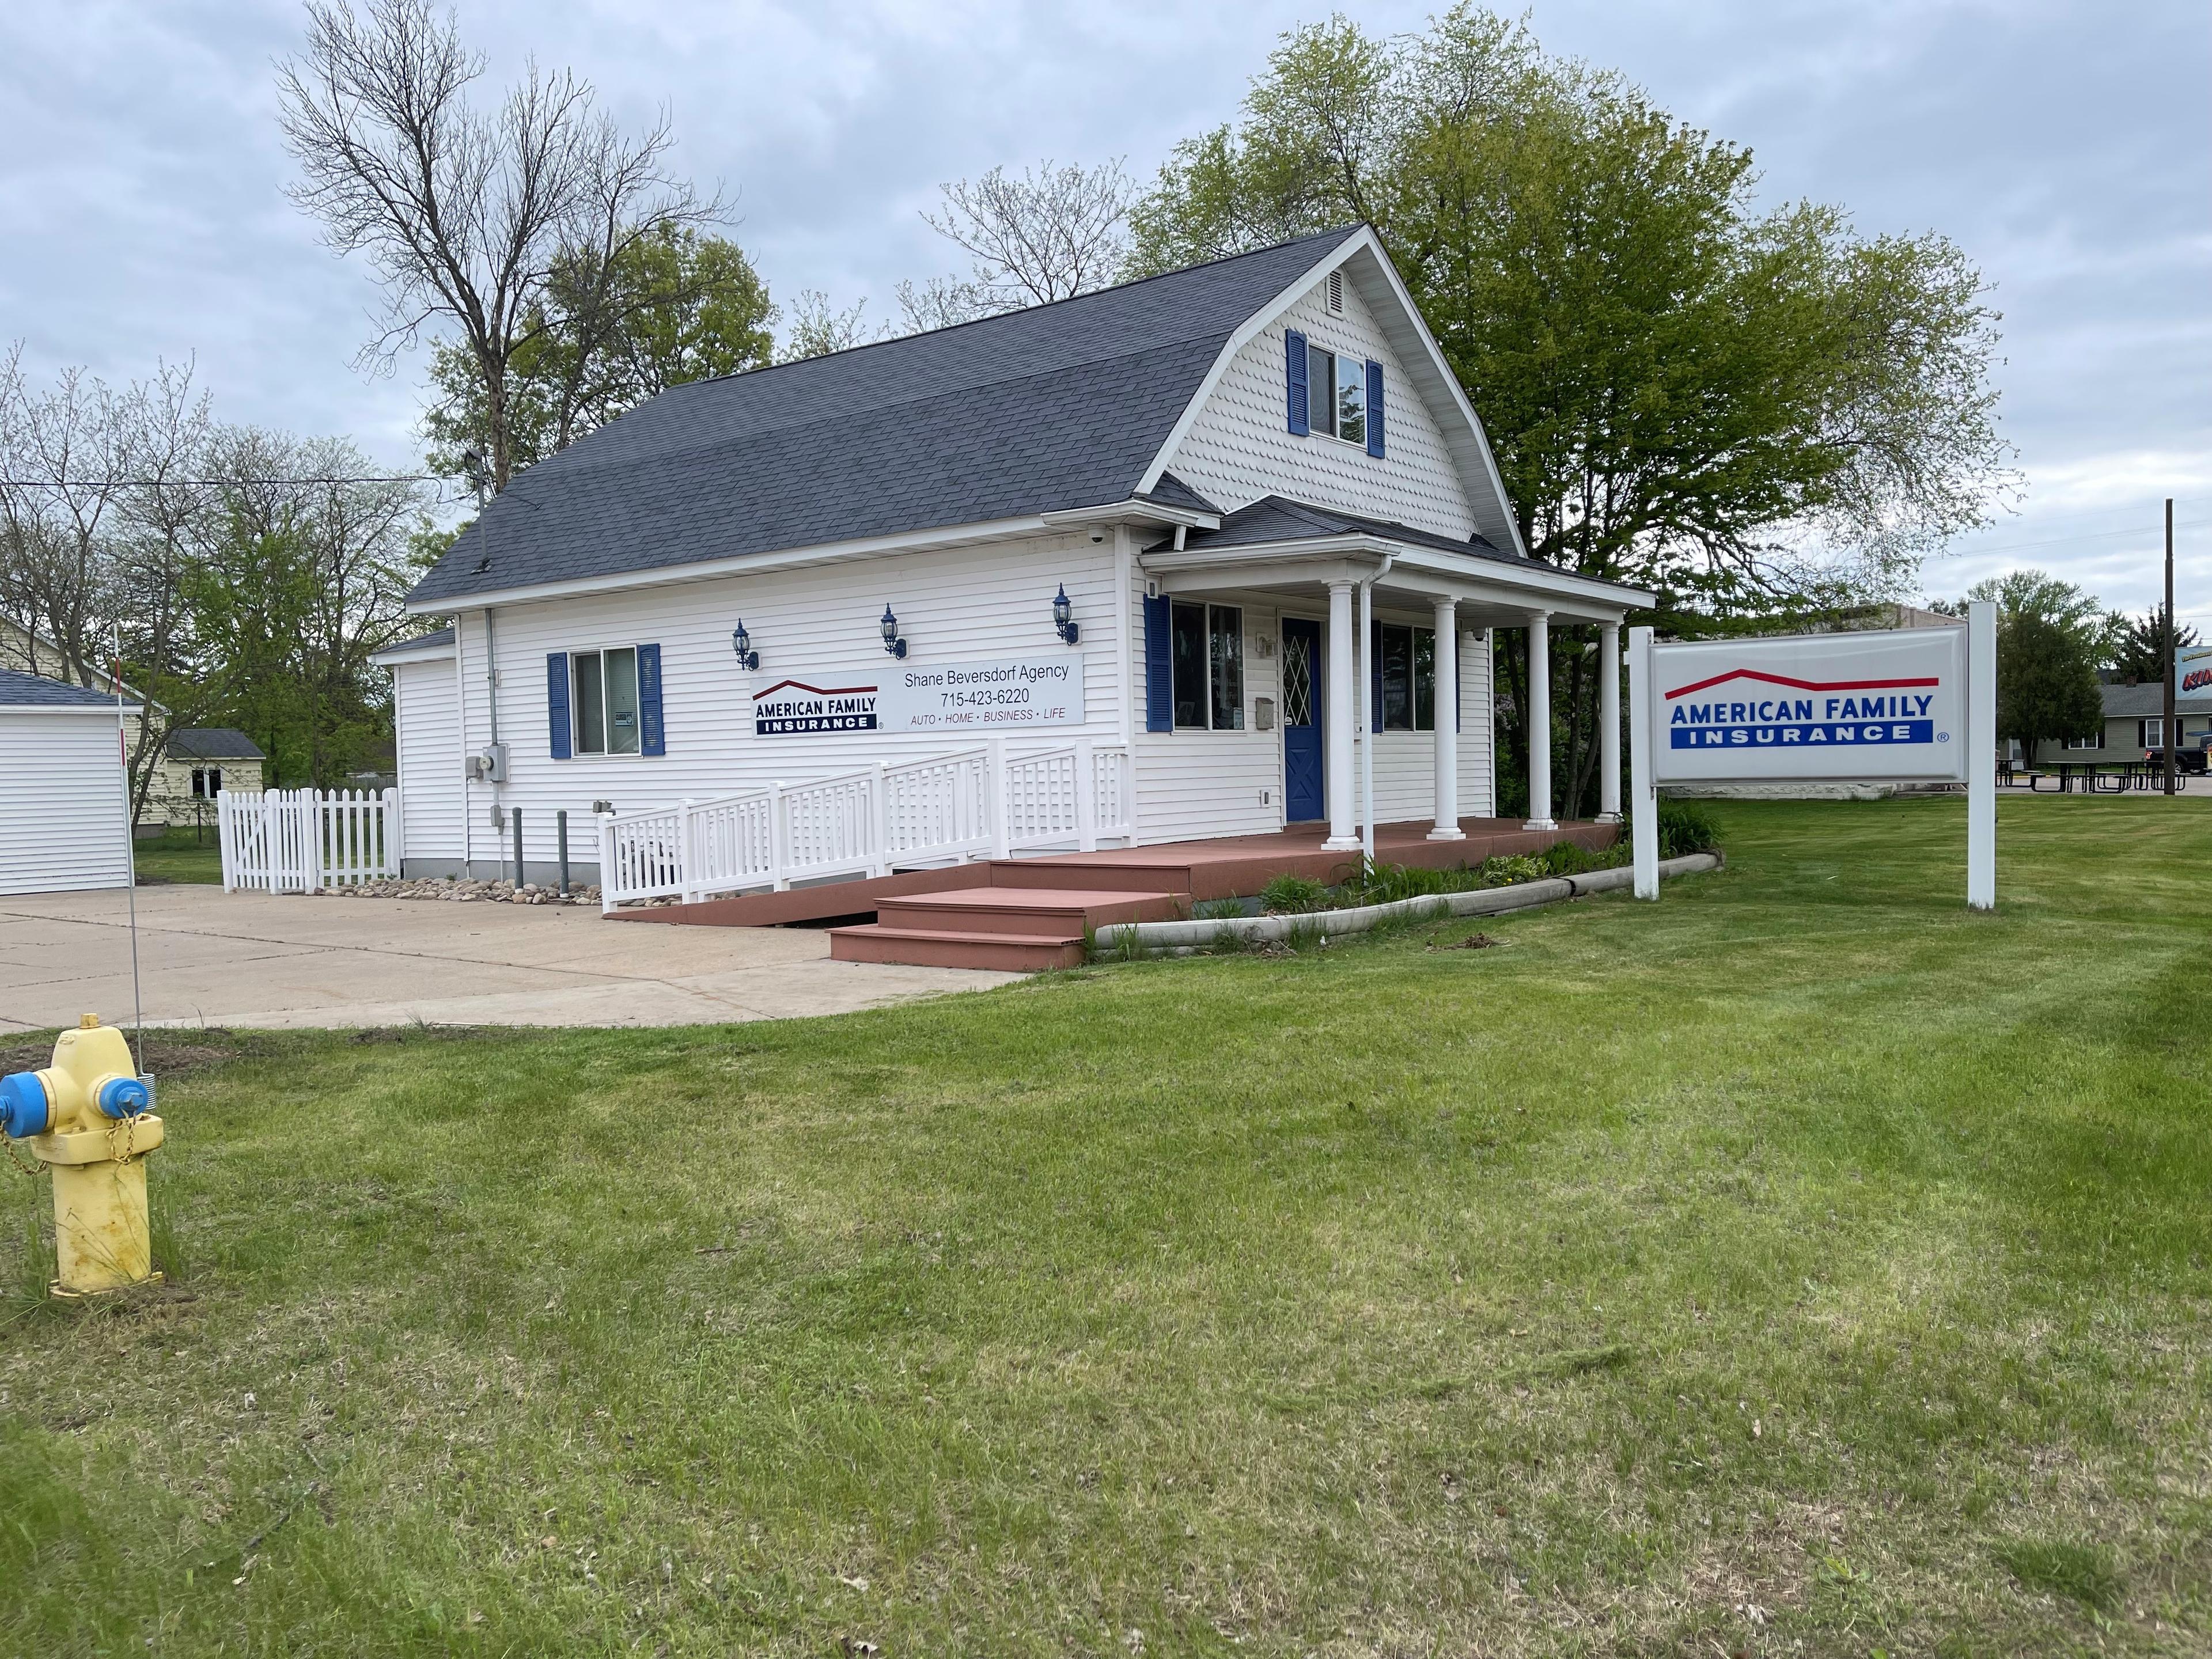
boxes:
[1,1014,162,1296]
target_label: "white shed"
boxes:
[0,669,138,896]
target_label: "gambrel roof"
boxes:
[407,225,1540,611]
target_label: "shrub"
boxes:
[1258,873,1330,914]
[1657,798,1720,858]
[1477,854,1548,887]
[1191,896,1246,921]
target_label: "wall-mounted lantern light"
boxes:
[731,619,759,671]
[1052,583,1079,645]
[880,604,908,660]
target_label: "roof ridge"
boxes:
[518,334,1228,487]
[679,225,1366,389]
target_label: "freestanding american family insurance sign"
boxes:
[1626,605,1998,909]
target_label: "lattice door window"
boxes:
[1282,633,1315,727]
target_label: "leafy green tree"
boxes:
[424,228,774,482]
[1128,7,2016,816]
[1958,571,2105,766]
[2107,604,2197,685]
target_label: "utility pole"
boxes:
[2165,497,2177,797]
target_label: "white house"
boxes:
[379,226,1650,888]
[0,668,139,896]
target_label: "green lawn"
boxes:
[5,797,2210,1656]
[132,828,224,884]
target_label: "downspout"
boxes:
[1359,551,1396,866]
[454,613,471,872]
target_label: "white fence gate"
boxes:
[599,740,1132,910]
[218,788,402,892]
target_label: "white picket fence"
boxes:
[599,740,1133,910]
[218,788,402,893]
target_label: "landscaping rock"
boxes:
[315,876,602,906]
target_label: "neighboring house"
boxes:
[142,728,268,827]
[378,226,1651,882]
[2033,681,2212,765]
[0,668,141,895]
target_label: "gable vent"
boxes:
[1327,270,1344,313]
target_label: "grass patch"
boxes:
[3,796,2211,1653]
[131,828,224,885]
[1994,1537,2126,1613]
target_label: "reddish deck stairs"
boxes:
[610,817,1620,974]
[828,885,1184,971]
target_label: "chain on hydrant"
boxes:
[0,1014,164,1297]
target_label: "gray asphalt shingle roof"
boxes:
[407,229,1362,609]
[167,728,266,760]
[1153,494,1533,571]
[0,668,126,709]
[2101,681,2212,718]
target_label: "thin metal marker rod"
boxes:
[111,625,144,1073]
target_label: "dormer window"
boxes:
[1306,345,1366,445]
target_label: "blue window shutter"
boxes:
[1143,594,1172,732]
[1370,620,1383,733]
[638,643,665,755]
[1286,329,1309,435]
[1365,359,1385,456]
[546,653,571,759]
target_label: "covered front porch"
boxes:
[1141,497,1650,847]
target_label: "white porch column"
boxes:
[1428,597,1463,840]
[1597,621,1622,823]
[1524,611,1556,831]
[1324,579,1358,849]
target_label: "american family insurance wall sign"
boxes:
[1649,627,1969,784]
[753,655,1085,738]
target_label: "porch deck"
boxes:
[609,816,1619,950]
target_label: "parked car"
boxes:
[2143,746,2210,774]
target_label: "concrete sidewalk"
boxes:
[0,885,1024,1032]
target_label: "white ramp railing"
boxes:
[219,788,402,892]
[598,741,1133,910]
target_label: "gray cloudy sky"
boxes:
[2,1,2205,621]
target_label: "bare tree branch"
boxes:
[277,0,721,487]
[916,158,1137,315]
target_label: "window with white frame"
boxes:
[1305,344,1367,445]
[572,645,642,755]
[1171,602,1244,730]
[190,767,221,797]
[2065,730,2104,751]
[1375,623,1437,731]
[2139,718,2165,749]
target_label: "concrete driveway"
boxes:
[0,885,1024,1032]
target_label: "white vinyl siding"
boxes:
[392,658,463,869]
[0,711,132,895]
[1164,270,1477,539]
[431,535,1124,874]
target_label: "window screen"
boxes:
[1376,624,1437,732]
[1209,606,1244,730]
[1171,602,1207,729]
[1306,344,1333,439]
[574,652,607,753]
[571,646,642,755]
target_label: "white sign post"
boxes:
[1627,601,1997,907]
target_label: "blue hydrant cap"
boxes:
[0,1072,50,1139]
[97,1077,154,1120]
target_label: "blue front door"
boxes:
[1282,616,1324,822]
